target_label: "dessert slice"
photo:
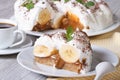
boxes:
[33,29,92,74]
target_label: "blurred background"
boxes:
[0,0,16,18]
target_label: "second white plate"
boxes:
[17,45,119,77]
[10,16,120,37]
[26,21,120,37]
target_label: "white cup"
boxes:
[0,19,26,49]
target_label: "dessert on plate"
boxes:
[33,27,93,74]
[14,0,113,32]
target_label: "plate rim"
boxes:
[87,22,120,36]
[17,45,119,77]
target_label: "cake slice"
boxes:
[33,29,93,74]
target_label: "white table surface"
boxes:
[0,0,120,80]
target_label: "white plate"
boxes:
[25,22,120,37]
[17,45,119,77]
[10,16,120,37]
[0,36,33,55]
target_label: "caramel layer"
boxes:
[35,54,82,73]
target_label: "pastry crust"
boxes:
[35,56,82,73]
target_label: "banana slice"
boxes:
[52,13,64,29]
[34,45,58,57]
[59,44,80,63]
[38,8,51,25]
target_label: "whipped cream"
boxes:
[34,35,56,57]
